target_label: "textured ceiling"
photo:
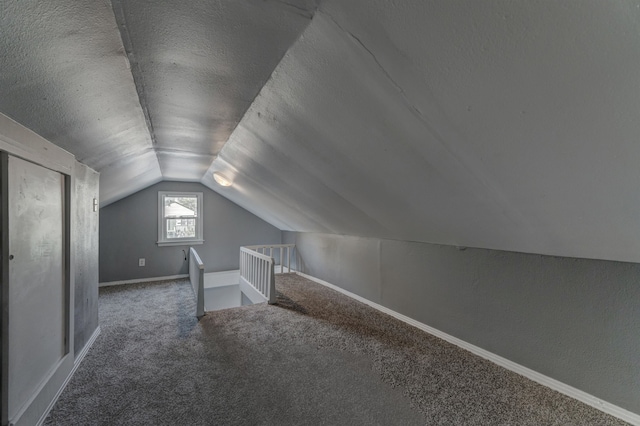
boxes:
[110,0,316,181]
[205,0,640,263]
[0,0,162,203]
[0,0,316,204]
[2,0,640,262]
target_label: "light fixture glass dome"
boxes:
[213,172,232,187]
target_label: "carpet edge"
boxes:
[295,271,639,426]
[99,275,189,287]
[36,326,102,426]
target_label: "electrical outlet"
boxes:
[138,258,145,267]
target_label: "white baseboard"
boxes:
[36,326,101,426]
[295,271,640,426]
[73,326,102,368]
[99,274,188,287]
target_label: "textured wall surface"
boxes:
[283,231,640,415]
[73,163,100,356]
[100,182,281,282]
[0,112,100,424]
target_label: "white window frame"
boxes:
[157,191,204,246]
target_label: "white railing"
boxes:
[243,244,295,274]
[239,246,276,304]
[188,247,205,318]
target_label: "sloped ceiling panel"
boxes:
[206,12,523,244]
[111,0,318,181]
[0,0,162,205]
[99,150,163,206]
[205,1,640,263]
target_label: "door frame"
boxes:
[0,114,76,426]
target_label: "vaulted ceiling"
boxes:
[2,0,640,263]
[0,0,316,202]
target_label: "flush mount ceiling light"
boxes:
[213,172,232,187]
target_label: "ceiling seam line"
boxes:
[199,4,319,183]
[110,0,162,171]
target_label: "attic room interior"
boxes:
[1,0,639,425]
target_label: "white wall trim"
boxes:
[0,113,75,175]
[296,271,640,426]
[99,274,188,287]
[73,327,102,369]
[36,326,101,426]
[157,191,203,245]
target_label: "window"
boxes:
[157,191,203,246]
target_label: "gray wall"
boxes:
[283,231,640,415]
[73,163,100,356]
[100,181,281,282]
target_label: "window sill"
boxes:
[157,239,204,247]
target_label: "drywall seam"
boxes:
[295,271,640,425]
[35,326,101,426]
[98,274,188,287]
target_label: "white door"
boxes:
[7,156,66,421]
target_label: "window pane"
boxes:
[166,218,196,239]
[164,196,197,218]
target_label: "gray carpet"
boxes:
[45,275,628,425]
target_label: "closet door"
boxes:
[6,156,66,422]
